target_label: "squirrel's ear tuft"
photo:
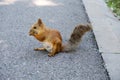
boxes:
[37,18,42,25]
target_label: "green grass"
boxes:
[105,0,120,16]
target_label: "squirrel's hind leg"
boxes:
[48,46,57,57]
[34,48,46,51]
[48,40,61,57]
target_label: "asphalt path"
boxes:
[0,0,109,80]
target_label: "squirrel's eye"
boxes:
[33,26,37,29]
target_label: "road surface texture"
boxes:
[0,0,109,80]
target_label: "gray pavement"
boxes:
[0,0,109,80]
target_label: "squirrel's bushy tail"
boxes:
[62,24,92,52]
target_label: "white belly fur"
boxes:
[42,42,53,52]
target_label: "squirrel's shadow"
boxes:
[33,50,48,57]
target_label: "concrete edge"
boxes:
[82,0,120,53]
[102,53,120,80]
[82,0,120,80]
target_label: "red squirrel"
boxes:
[29,19,92,57]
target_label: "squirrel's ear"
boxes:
[37,18,42,25]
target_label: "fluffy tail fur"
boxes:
[62,24,92,52]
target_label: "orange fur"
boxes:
[29,19,92,57]
[29,19,62,56]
